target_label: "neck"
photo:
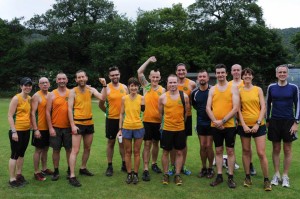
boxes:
[178,78,185,84]
[130,93,137,97]
[169,90,178,95]
[21,92,28,98]
[41,90,48,95]
[151,84,159,90]
[112,82,119,87]
[78,85,86,91]
[199,84,208,91]
[218,80,227,86]
[244,82,252,88]
[278,80,287,86]
[57,86,67,92]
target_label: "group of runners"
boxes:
[7,58,298,190]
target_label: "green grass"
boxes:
[0,98,299,199]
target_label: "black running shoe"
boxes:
[151,163,162,174]
[142,170,150,181]
[228,178,237,188]
[69,177,82,187]
[126,173,133,184]
[132,174,139,185]
[79,168,94,176]
[206,168,215,179]
[8,180,24,188]
[198,168,207,178]
[51,172,60,181]
[106,166,113,177]
[16,174,29,185]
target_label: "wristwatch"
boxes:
[222,118,226,124]
[256,120,261,125]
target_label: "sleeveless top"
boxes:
[51,89,70,128]
[73,87,93,125]
[239,86,265,126]
[211,84,235,127]
[14,94,31,131]
[162,92,185,131]
[106,83,126,119]
[122,94,143,129]
[143,85,163,123]
[37,91,48,130]
[178,78,192,116]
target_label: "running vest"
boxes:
[143,85,163,123]
[122,94,143,129]
[51,89,70,128]
[37,91,48,130]
[178,78,192,116]
[239,86,265,126]
[14,94,31,131]
[106,83,126,119]
[73,87,93,125]
[162,92,185,131]
[211,84,235,128]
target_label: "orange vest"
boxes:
[143,85,163,123]
[51,89,70,128]
[106,83,126,119]
[73,87,93,125]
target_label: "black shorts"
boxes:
[31,130,50,148]
[196,125,212,136]
[185,116,192,136]
[9,130,30,160]
[268,119,298,142]
[143,122,161,141]
[106,118,119,139]
[49,127,72,150]
[211,127,236,148]
[238,125,266,138]
[160,130,186,151]
[76,124,94,135]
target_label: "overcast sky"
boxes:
[0,0,299,29]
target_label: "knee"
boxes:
[215,149,223,156]
[176,150,183,156]
[257,150,266,159]
[107,139,115,148]
[227,149,235,156]
[242,148,251,156]
[134,149,141,157]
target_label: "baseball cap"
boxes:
[20,77,33,86]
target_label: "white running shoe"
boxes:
[271,174,281,186]
[282,175,290,188]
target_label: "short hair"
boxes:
[168,74,177,79]
[241,68,254,77]
[176,63,186,70]
[128,77,140,86]
[231,64,242,70]
[276,65,289,73]
[56,72,67,79]
[75,70,86,77]
[198,69,209,76]
[215,64,227,72]
[109,66,119,73]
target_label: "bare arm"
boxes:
[8,96,19,141]
[117,96,125,137]
[222,85,240,123]
[46,92,56,136]
[91,78,107,100]
[158,94,165,119]
[206,86,217,122]
[68,89,77,134]
[250,87,266,133]
[184,93,189,121]
[137,56,156,87]
[31,93,41,138]
[98,100,106,113]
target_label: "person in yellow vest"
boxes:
[137,56,166,181]
[31,77,53,181]
[46,72,72,181]
[159,74,189,186]
[68,70,107,187]
[206,64,239,188]
[238,68,272,191]
[8,77,33,188]
[99,66,128,176]
[117,77,145,185]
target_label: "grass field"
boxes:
[0,98,299,199]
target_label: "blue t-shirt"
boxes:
[266,83,300,120]
[191,86,211,126]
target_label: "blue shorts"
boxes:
[122,128,145,139]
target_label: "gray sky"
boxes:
[0,0,299,29]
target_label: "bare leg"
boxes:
[143,140,152,170]
[151,140,159,164]
[133,138,143,173]
[81,134,93,169]
[123,138,132,173]
[283,142,292,176]
[272,142,281,176]
[69,134,82,178]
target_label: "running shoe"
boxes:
[41,169,54,176]
[271,174,281,186]
[132,173,139,185]
[16,174,28,185]
[282,175,290,188]
[8,180,24,188]
[34,173,46,181]
[79,168,94,176]
[264,180,272,191]
[206,168,215,179]
[198,168,207,178]
[168,165,175,176]
[181,165,192,176]
[69,177,82,187]
[106,166,113,177]
[227,178,237,188]
[174,175,183,186]
[126,173,133,184]
[210,177,223,187]
[250,163,256,176]
[51,172,60,181]
[243,177,252,187]
[162,174,169,185]
[142,170,150,181]
[151,163,162,174]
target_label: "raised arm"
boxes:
[137,56,156,87]
[92,78,107,101]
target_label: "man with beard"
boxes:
[99,66,128,176]
[68,70,107,187]
[31,77,53,181]
[191,70,215,179]
[46,72,72,181]
[137,56,165,181]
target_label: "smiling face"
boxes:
[176,65,187,80]
[215,68,227,82]
[231,64,242,80]
[21,84,32,94]
[242,72,253,84]
[128,83,139,94]
[39,77,50,91]
[167,76,178,92]
[149,70,161,86]
[56,73,68,88]
[276,66,288,82]
[75,71,88,87]
[109,69,120,85]
[197,71,209,86]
